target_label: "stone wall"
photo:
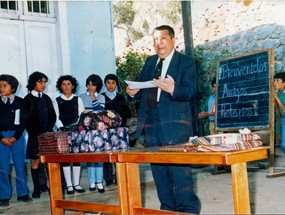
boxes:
[193,1,285,72]
[118,1,285,71]
[192,1,284,143]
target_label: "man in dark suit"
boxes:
[126,25,201,214]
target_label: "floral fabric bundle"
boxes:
[78,110,122,131]
[68,127,129,153]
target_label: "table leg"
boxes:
[231,162,251,214]
[116,163,129,214]
[126,163,142,213]
[116,162,142,214]
[47,163,64,215]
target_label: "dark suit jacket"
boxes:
[134,50,196,145]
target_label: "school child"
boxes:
[0,74,32,210]
[24,71,56,198]
[102,74,131,186]
[198,77,216,134]
[53,75,86,194]
[272,72,285,153]
[102,74,131,127]
[79,74,105,193]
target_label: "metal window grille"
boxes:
[0,1,19,14]
[0,1,55,18]
[25,1,55,18]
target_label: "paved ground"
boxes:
[1,147,285,214]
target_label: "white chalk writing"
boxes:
[219,103,254,118]
[222,84,247,103]
[219,58,268,80]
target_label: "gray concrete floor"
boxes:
[1,147,285,214]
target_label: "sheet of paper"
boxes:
[125,80,157,89]
[14,109,20,125]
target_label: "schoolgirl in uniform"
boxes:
[53,75,86,194]
[24,71,56,198]
[0,74,32,210]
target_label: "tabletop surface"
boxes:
[40,146,269,165]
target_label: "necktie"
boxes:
[154,58,165,79]
[38,93,42,98]
[147,58,165,107]
[6,98,10,106]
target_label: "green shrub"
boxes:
[195,48,231,135]
[116,48,149,117]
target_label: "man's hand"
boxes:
[198,112,208,119]
[152,74,175,95]
[126,86,139,97]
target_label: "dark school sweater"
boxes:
[0,96,26,140]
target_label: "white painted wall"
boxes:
[0,19,27,98]
[0,1,115,98]
[65,1,116,94]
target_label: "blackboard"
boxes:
[216,49,274,131]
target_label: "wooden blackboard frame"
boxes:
[215,49,282,177]
[215,49,274,132]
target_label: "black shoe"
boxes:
[17,195,33,202]
[89,187,96,191]
[40,185,49,193]
[66,186,74,195]
[32,190,41,198]
[211,165,231,175]
[98,187,105,193]
[96,183,105,193]
[89,184,96,191]
[105,180,114,186]
[0,199,10,210]
[74,185,86,193]
[217,165,231,172]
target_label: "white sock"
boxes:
[96,182,104,189]
[63,166,73,188]
[73,166,81,186]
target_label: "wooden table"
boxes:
[40,152,126,215]
[115,146,269,215]
[40,146,269,215]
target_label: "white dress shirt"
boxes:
[157,49,175,101]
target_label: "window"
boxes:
[0,1,19,14]
[25,1,55,18]
[0,1,17,10]
[0,1,55,21]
